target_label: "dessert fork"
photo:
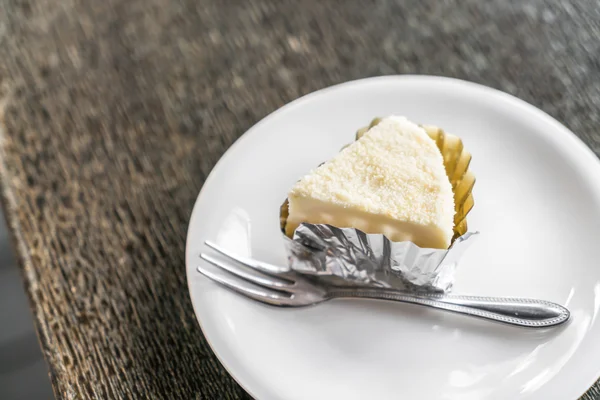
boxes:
[197,241,570,328]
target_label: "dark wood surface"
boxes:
[1,0,599,398]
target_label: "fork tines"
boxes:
[198,241,296,305]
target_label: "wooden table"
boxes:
[1,0,599,398]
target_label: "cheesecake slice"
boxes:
[286,116,455,249]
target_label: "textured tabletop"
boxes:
[0,0,599,398]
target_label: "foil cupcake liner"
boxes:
[283,223,477,292]
[281,118,477,292]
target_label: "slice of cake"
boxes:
[286,116,455,249]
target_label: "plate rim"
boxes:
[185,74,600,400]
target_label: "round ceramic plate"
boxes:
[186,76,600,400]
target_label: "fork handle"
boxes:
[328,289,570,328]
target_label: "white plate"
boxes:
[186,76,600,400]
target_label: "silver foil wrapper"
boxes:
[284,224,478,293]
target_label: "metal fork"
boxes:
[197,241,570,328]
